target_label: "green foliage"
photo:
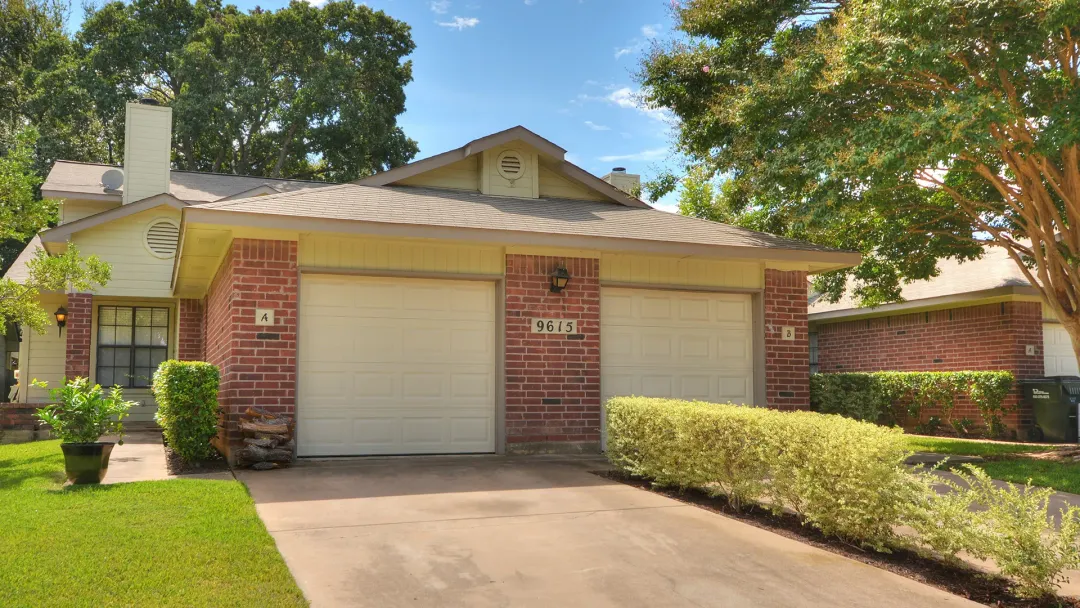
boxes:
[606,397,915,549]
[32,377,134,444]
[914,416,943,436]
[0,243,111,335]
[809,371,1015,434]
[152,360,221,463]
[0,127,54,241]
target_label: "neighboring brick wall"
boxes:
[0,402,39,430]
[65,293,92,380]
[815,301,1044,429]
[177,298,204,361]
[504,255,601,452]
[764,269,810,410]
[203,239,298,461]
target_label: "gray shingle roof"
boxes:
[2,236,41,282]
[42,161,335,203]
[192,184,847,254]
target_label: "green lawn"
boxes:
[975,459,1080,496]
[900,434,1060,457]
[0,440,306,608]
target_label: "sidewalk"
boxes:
[102,430,233,484]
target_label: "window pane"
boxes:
[135,348,151,368]
[134,327,151,346]
[150,327,168,347]
[97,368,113,387]
[99,307,116,326]
[97,348,114,367]
[133,368,152,388]
[115,307,132,326]
[115,348,131,368]
[115,325,132,346]
[98,326,116,346]
[152,308,169,327]
[135,308,152,327]
[151,349,167,367]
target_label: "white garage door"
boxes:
[1044,323,1080,377]
[601,288,755,407]
[298,275,497,456]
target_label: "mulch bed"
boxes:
[162,443,231,476]
[596,470,1080,608]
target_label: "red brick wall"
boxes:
[764,269,810,410]
[178,299,204,361]
[203,239,298,460]
[815,301,1044,429]
[0,402,39,430]
[65,293,92,380]
[504,255,601,451]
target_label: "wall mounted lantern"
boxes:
[54,306,67,337]
[549,266,571,293]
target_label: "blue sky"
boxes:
[73,0,683,209]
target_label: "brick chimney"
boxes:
[122,99,172,205]
[602,167,641,196]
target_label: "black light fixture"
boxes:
[549,266,571,293]
[54,306,67,337]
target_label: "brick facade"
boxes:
[64,293,92,380]
[203,239,298,461]
[177,298,204,361]
[504,255,601,452]
[764,269,810,410]
[815,301,1044,429]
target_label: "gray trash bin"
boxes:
[1021,377,1080,443]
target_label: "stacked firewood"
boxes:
[238,407,295,470]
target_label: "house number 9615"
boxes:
[531,318,577,334]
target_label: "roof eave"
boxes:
[808,285,1043,322]
[40,193,188,244]
[40,189,122,202]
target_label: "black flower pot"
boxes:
[60,442,116,485]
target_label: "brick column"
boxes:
[504,254,601,453]
[204,239,298,462]
[177,298,205,361]
[65,293,93,380]
[764,269,810,410]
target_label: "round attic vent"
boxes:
[144,219,180,258]
[496,150,526,180]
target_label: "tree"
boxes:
[641,0,1080,363]
[76,0,418,181]
[0,127,109,334]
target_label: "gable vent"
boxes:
[145,220,180,258]
[496,150,525,180]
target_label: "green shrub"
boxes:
[152,361,221,462]
[606,397,915,549]
[33,377,135,444]
[810,371,1015,433]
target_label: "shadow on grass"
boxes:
[0,454,65,490]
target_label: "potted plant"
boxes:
[33,377,136,485]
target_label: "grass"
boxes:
[0,440,306,608]
[975,459,1080,496]
[900,434,1060,457]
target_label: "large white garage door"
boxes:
[298,275,497,456]
[601,288,755,407]
[1044,323,1080,377]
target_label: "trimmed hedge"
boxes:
[606,397,1080,597]
[810,371,1015,435]
[152,361,221,462]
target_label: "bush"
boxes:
[33,377,136,444]
[809,371,1015,433]
[152,361,221,462]
[606,397,915,549]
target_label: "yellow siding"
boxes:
[61,200,119,225]
[21,294,66,403]
[123,103,172,204]
[300,235,503,276]
[481,144,539,198]
[601,253,763,290]
[1045,302,1060,321]
[396,156,479,191]
[71,206,181,298]
[538,165,608,202]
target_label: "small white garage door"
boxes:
[1044,323,1080,377]
[298,275,497,456]
[601,288,755,406]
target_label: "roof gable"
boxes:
[40,193,187,246]
[354,126,650,208]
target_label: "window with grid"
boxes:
[96,306,169,388]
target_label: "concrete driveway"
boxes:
[238,456,979,608]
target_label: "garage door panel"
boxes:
[1044,324,1080,377]
[299,275,497,456]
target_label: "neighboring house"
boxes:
[809,247,1078,430]
[3,99,858,460]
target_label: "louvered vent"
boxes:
[145,220,179,258]
[496,150,525,180]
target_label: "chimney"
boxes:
[602,167,641,197]
[122,98,172,204]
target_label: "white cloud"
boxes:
[641,23,661,37]
[304,0,329,6]
[524,0,536,4]
[614,46,635,59]
[584,120,610,131]
[606,87,668,121]
[598,147,669,163]
[565,152,584,166]
[429,0,451,13]
[438,16,480,30]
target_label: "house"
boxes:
[809,247,1077,430]
[3,99,859,459]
